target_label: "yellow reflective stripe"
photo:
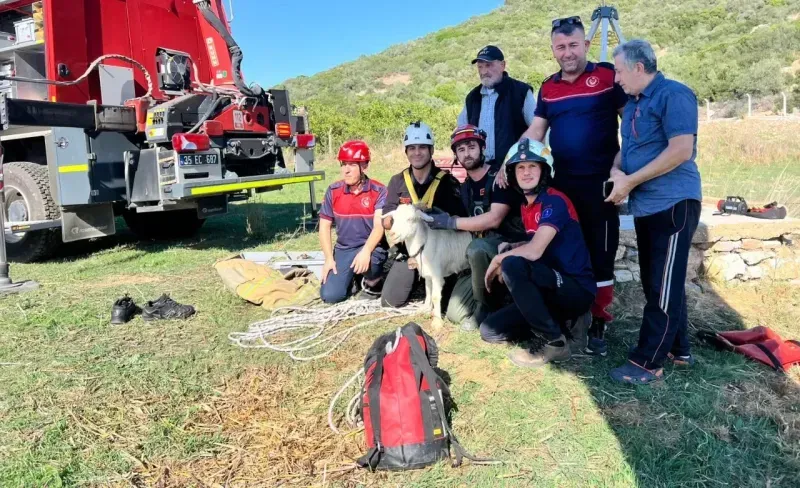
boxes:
[402,169,420,204]
[188,173,323,196]
[402,169,444,208]
[58,164,89,173]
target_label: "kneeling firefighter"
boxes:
[427,124,527,331]
[381,121,472,322]
[482,139,597,368]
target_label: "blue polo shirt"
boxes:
[319,177,387,250]
[535,62,628,179]
[520,188,596,295]
[621,72,702,217]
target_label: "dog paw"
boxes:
[431,316,445,331]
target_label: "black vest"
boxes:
[466,72,532,165]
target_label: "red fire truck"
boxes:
[0,0,323,262]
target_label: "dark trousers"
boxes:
[320,245,387,304]
[629,199,701,369]
[480,256,595,343]
[554,176,619,321]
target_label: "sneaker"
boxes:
[355,288,381,301]
[567,311,591,354]
[609,360,664,385]
[584,317,608,357]
[111,294,139,324]
[508,336,570,369]
[141,294,195,321]
[667,352,695,367]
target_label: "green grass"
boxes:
[1,154,799,487]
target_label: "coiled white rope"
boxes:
[228,300,424,361]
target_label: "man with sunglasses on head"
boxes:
[457,45,537,169]
[498,15,628,358]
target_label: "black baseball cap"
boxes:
[471,45,504,64]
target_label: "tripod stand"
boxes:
[585,2,626,62]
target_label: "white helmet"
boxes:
[404,121,435,147]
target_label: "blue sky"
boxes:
[228,0,503,88]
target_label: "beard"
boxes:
[460,154,483,171]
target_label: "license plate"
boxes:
[179,153,219,166]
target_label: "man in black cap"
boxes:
[457,45,537,168]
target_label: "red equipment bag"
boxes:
[697,326,800,372]
[356,322,496,471]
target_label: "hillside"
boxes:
[279,0,800,151]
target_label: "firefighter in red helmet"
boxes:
[318,140,388,303]
[425,124,527,332]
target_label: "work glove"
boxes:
[427,211,458,230]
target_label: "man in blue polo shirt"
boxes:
[499,15,628,357]
[605,39,702,385]
[319,140,388,303]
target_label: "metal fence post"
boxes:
[746,94,752,118]
[782,92,788,117]
[705,99,711,121]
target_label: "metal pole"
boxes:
[0,144,40,294]
[600,18,609,62]
[746,94,752,118]
[705,99,711,121]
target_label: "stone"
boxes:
[686,282,703,294]
[712,240,742,252]
[741,239,763,250]
[693,206,800,243]
[745,266,764,280]
[632,270,641,282]
[619,230,638,248]
[615,245,626,261]
[615,270,634,283]
[625,248,639,260]
[740,251,775,266]
[687,247,704,282]
[763,240,782,249]
[705,253,747,282]
[782,234,796,247]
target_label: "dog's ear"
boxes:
[416,208,434,222]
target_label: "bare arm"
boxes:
[485,226,558,291]
[520,116,549,143]
[502,225,557,262]
[319,218,334,261]
[364,210,385,253]
[455,204,510,232]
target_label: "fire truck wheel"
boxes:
[122,209,206,240]
[3,162,61,263]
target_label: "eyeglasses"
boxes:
[551,16,582,29]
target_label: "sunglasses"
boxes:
[551,16,583,29]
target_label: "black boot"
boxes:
[584,317,608,357]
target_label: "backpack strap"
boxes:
[482,169,496,212]
[400,327,503,467]
[357,353,386,471]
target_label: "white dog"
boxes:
[383,204,473,328]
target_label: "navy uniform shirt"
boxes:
[520,188,596,295]
[535,62,628,180]
[319,177,387,250]
[621,72,702,217]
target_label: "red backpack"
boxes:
[356,322,496,471]
[698,326,800,372]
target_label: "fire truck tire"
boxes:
[123,209,206,240]
[3,162,61,263]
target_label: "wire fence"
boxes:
[701,93,798,121]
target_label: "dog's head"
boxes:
[383,204,432,243]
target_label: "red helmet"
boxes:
[450,124,487,152]
[338,140,371,164]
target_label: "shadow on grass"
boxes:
[472,217,800,486]
[44,202,317,263]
